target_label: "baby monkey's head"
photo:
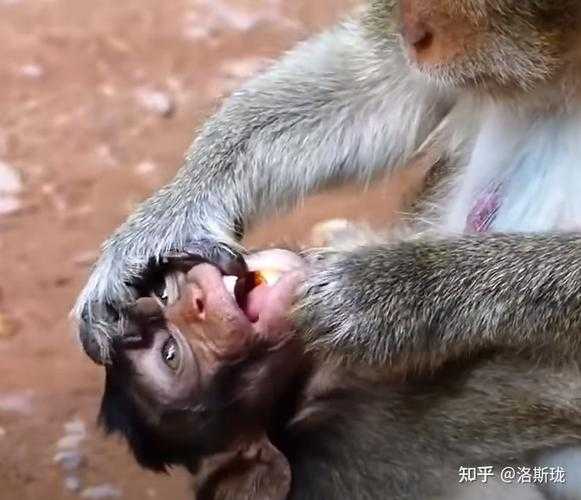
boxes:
[374,0,580,93]
[99,250,307,499]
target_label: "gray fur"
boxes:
[284,354,581,499]
[74,12,453,363]
[75,1,581,495]
[295,234,581,366]
[75,0,581,428]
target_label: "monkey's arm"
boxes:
[75,16,453,363]
[296,233,581,364]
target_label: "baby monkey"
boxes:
[100,249,581,500]
[101,250,307,496]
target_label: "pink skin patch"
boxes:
[466,190,501,233]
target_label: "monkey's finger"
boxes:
[163,239,248,277]
[116,298,166,346]
[78,301,121,365]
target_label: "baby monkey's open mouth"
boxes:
[225,270,281,323]
[156,248,305,348]
[224,249,305,327]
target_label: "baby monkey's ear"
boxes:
[195,434,291,500]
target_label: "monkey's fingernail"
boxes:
[217,252,248,277]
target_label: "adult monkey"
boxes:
[76,0,581,373]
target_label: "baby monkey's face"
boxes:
[120,249,306,443]
[164,249,306,365]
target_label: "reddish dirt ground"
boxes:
[0,1,418,498]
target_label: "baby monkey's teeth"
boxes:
[223,275,238,299]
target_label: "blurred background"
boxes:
[0,0,419,498]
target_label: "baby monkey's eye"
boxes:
[161,336,180,371]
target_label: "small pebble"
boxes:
[0,161,22,194]
[0,196,21,215]
[0,161,23,215]
[73,251,98,267]
[0,313,17,338]
[0,390,33,415]
[19,64,44,79]
[183,0,283,39]
[135,88,175,118]
[95,144,118,167]
[221,58,267,80]
[64,417,86,436]
[56,433,85,450]
[64,476,82,492]
[54,450,85,471]
[81,484,122,499]
[134,160,157,176]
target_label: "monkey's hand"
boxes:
[292,246,406,365]
[74,15,452,366]
[75,235,247,365]
[293,244,450,365]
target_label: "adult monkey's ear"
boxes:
[195,435,291,500]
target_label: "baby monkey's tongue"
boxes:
[223,249,305,325]
[230,270,281,323]
[243,285,269,322]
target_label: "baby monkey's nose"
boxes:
[181,284,206,322]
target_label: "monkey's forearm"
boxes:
[76,13,452,362]
[296,233,581,364]
[109,19,452,256]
